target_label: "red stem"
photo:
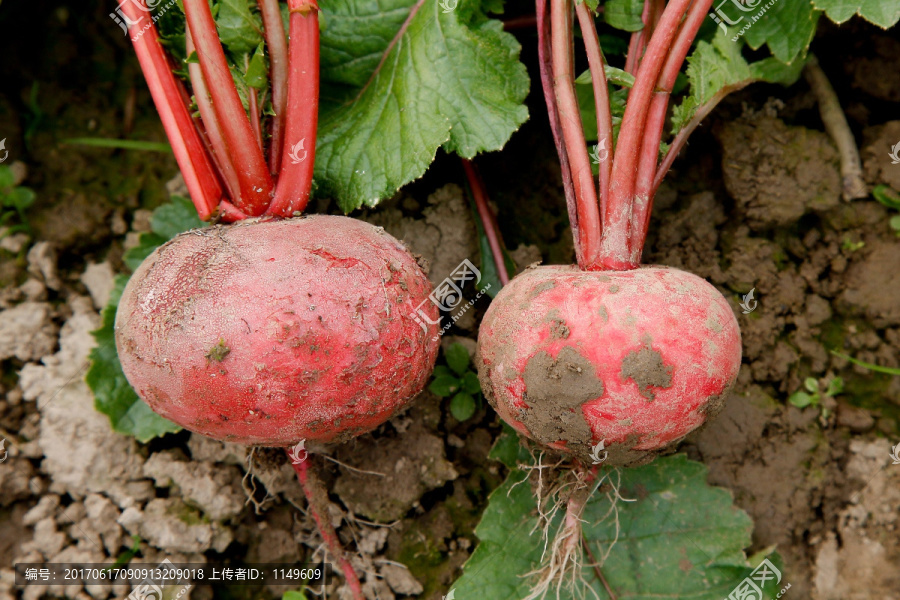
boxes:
[121,1,221,220]
[186,29,242,204]
[623,0,664,75]
[551,0,602,269]
[536,0,583,267]
[218,199,251,223]
[574,3,613,212]
[630,0,712,259]
[461,159,510,286]
[267,0,320,217]
[288,453,364,600]
[183,0,273,216]
[259,0,289,175]
[599,0,692,271]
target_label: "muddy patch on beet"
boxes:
[521,347,603,458]
[620,345,673,400]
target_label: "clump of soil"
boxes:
[716,106,842,227]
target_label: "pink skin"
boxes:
[477,265,741,464]
[115,215,439,445]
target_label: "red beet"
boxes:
[115,215,439,445]
[477,265,741,466]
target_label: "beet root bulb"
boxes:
[115,215,439,445]
[476,265,741,466]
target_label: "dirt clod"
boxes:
[620,345,673,400]
[521,347,603,458]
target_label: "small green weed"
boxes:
[429,343,482,422]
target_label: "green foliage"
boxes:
[429,343,482,422]
[738,0,820,64]
[0,165,35,234]
[450,430,784,599]
[316,0,529,212]
[603,0,645,32]
[87,197,206,442]
[282,591,308,600]
[61,138,173,153]
[832,351,900,376]
[813,0,900,28]
[788,376,843,413]
[671,32,804,134]
[872,186,900,235]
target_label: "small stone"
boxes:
[23,495,61,526]
[0,232,30,254]
[0,302,58,361]
[19,279,46,301]
[380,564,423,596]
[80,263,115,309]
[26,242,62,290]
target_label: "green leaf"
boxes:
[789,391,814,408]
[123,233,167,272]
[282,591,308,600]
[433,365,455,379]
[804,377,819,393]
[215,0,264,56]
[149,195,206,239]
[873,185,900,210]
[831,351,900,376]
[89,197,209,442]
[462,371,481,395]
[575,65,635,88]
[826,377,844,396]
[5,187,35,212]
[430,374,461,398]
[737,0,819,64]
[812,0,900,28]
[316,0,529,212]
[244,43,268,90]
[445,342,471,376]
[450,392,477,421]
[672,32,805,134]
[604,0,645,32]
[87,276,182,442]
[0,165,15,189]
[891,215,900,232]
[451,454,783,599]
[487,424,526,468]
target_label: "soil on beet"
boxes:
[1,5,899,600]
